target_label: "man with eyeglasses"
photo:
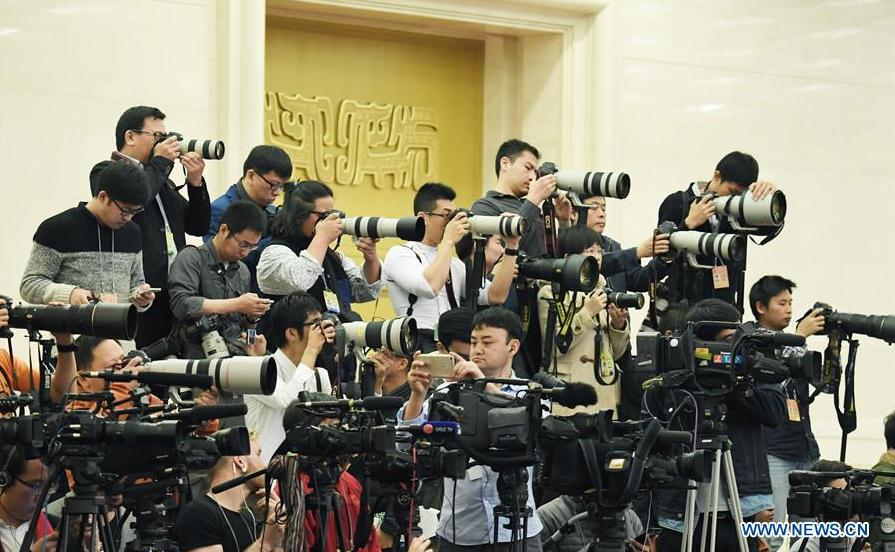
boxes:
[0,445,58,552]
[206,145,293,289]
[21,161,156,312]
[383,183,517,353]
[90,105,212,349]
[168,201,274,360]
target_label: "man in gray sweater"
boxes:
[20,161,156,310]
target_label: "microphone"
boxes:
[161,404,248,425]
[211,467,267,494]
[434,401,465,421]
[750,329,806,347]
[531,372,597,408]
[78,370,213,389]
[291,395,406,411]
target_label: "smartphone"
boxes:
[245,327,257,346]
[129,287,162,299]
[417,352,457,378]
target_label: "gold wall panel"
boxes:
[265,17,484,320]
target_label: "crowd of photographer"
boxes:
[0,103,892,552]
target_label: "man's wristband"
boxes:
[57,343,78,354]
[504,248,519,257]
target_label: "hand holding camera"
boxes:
[69,288,95,305]
[354,236,379,262]
[796,307,826,337]
[685,194,716,229]
[235,292,272,318]
[636,231,671,259]
[583,288,608,317]
[153,135,181,161]
[749,180,776,201]
[0,297,8,328]
[608,304,628,330]
[314,212,344,245]
[442,211,470,245]
[179,151,205,187]
[528,173,557,204]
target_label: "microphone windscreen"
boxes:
[362,396,406,411]
[554,382,597,408]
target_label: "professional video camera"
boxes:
[318,209,426,241]
[537,162,631,200]
[160,132,225,160]
[0,296,138,340]
[637,320,800,395]
[517,253,599,293]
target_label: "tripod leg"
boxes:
[682,481,698,552]
[721,450,749,552]
[701,449,723,552]
[329,493,349,552]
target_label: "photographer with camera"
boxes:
[471,139,572,258]
[537,226,630,415]
[656,151,776,309]
[256,181,383,319]
[398,307,544,551]
[207,146,293,287]
[872,411,895,485]
[0,445,58,552]
[168,201,272,360]
[748,276,826,540]
[21,160,156,311]
[0,299,78,404]
[173,433,284,552]
[383,183,517,353]
[90,106,212,348]
[245,292,334,464]
[654,299,786,552]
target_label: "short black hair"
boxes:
[266,292,323,350]
[219,200,267,236]
[810,459,853,487]
[115,106,165,151]
[494,139,540,177]
[242,145,293,180]
[73,335,118,370]
[0,445,27,487]
[413,182,456,216]
[437,308,475,348]
[749,275,797,320]
[95,160,150,206]
[558,225,601,256]
[685,299,741,340]
[885,411,895,450]
[472,307,523,342]
[716,151,759,188]
[269,180,334,245]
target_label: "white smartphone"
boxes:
[417,352,457,378]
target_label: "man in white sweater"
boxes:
[244,291,335,462]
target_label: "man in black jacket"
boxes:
[654,299,786,552]
[90,105,211,348]
[656,151,775,311]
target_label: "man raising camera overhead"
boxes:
[91,106,211,349]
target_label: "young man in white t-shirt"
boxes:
[245,291,335,462]
[383,183,518,353]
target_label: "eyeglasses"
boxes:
[425,210,455,218]
[303,318,324,327]
[14,477,57,494]
[227,234,260,252]
[111,198,145,216]
[252,171,287,192]
[130,129,167,141]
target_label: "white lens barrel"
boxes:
[468,214,526,237]
[712,190,786,227]
[554,171,631,199]
[341,216,425,241]
[669,231,745,262]
[180,139,225,160]
[147,356,277,395]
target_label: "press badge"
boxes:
[787,390,801,422]
[322,290,341,314]
[712,265,730,289]
[466,465,486,481]
[164,229,177,257]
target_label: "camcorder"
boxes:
[537,162,631,200]
[655,221,745,266]
[319,210,426,241]
[637,320,801,395]
[160,132,225,160]
[0,296,138,340]
[517,253,599,293]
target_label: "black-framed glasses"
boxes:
[227,234,260,252]
[111,198,145,216]
[303,317,324,327]
[14,477,57,494]
[130,129,167,141]
[252,170,287,192]
[425,210,454,218]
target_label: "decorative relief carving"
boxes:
[266,92,438,190]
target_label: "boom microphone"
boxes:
[292,396,406,411]
[531,372,597,408]
[161,404,248,425]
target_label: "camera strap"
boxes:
[399,245,458,316]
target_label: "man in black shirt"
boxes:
[174,435,283,552]
[90,105,211,348]
[656,151,775,310]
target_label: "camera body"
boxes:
[811,302,895,344]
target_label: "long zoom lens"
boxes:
[554,171,631,199]
[341,317,418,356]
[341,216,425,241]
[467,214,526,237]
[180,139,225,160]
[712,190,787,228]
[604,288,645,309]
[827,312,895,343]
[667,230,745,263]
[145,356,277,395]
[7,303,138,340]
[518,254,599,292]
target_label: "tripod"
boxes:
[491,467,532,552]
[303,460,350,552]
[57,457,120,552]
[120,476,186,552]
[681,433,748,552]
